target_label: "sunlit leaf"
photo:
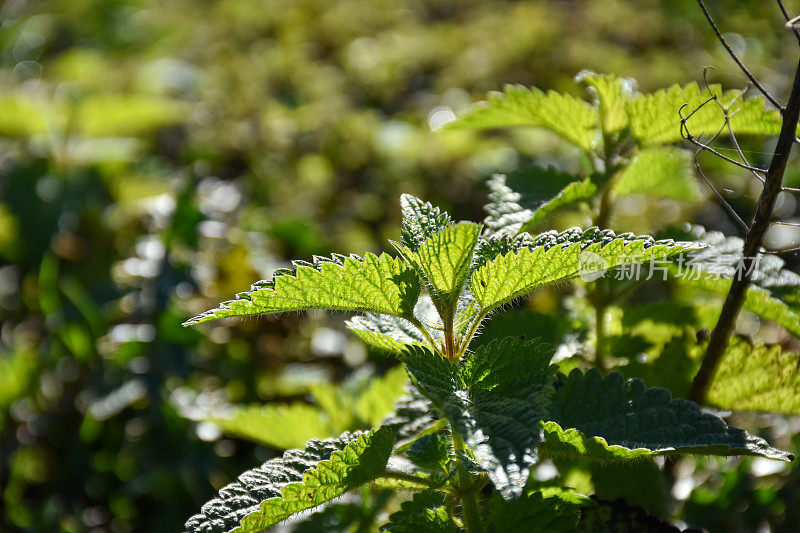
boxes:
[627,82,782,146]
[613,147,701,200]
[185,253,421,324]
[447,84,598,152]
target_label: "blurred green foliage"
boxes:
[1,0,800,531]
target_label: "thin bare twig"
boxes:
[679,99,769,172]
[694,77,800,195]
[690,114,750,231]
[693,158,749,232]
[683,134,769,172]
[777,0,800,43]
[688,55,800,403]
[697,0,785,111]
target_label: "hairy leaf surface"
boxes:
[487,487,589,532]
[184,253,420,325]
[233,428,394,533]
[613,147,700,200]
[627,82,782,145]
[400,194,453,251]
[402,338,555,499]
[472,228,700,312]
[397,222,481,316]
[447,84,598,151]
[672,226,800,337]
[381,491,457,532]
[184,431,381,533]
[544,369,791,461]
[347,313,428,355]
[578,71,634,135]
[406,433,451,473]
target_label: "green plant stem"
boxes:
[408,316,445,357]
[378,470,440,490]
[593,131,619,228]
[452,431,485,533]
[444,317,457,361]
[594,298,607,371]
[456,310,489,357]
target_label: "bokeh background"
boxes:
[2,1,800,531]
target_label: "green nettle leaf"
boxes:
[406,433,452,473]
[578,70,635,135]
[293,501,384,533]
[627,82,782,146]
[622,329,699,398]
[671,226,800,338]
[557,457,671,517]
[708,339,800,414]
[635,334,800,415]
[541,369,792,462]
[613,147,701,200]
[397,222,481,316]
[233,428,394,533]
[483,169,596,237]
[690,276,800,338]
[578,498,686,532]
[447,84,598,152]
[347,313,429,355]
[472,227,700,313]
[184,430,388,533]
[184,252,421,325]
[354,365,410,427]
[213,403,334,450]
[380,386,441,447]
[400,194,453,251]
[520,179,597,233]
[402,338,556,499]
[487,487,590,532]
[381,491,457,532]
[472,232,536,270]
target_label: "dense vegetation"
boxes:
[2,1,800,532]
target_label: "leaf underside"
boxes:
[381,491,457,532]
[402,338,555,499]
[671,226,800,338]
[400,194,454,251]
[544,368,792,462]
[380,385,441,447]
[483,169,595,238]
[184,431,371,533]
[233,428,394,533]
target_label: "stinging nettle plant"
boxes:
[183,194,792,533]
